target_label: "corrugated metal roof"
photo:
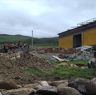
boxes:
[59,20,96,37]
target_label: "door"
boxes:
[73,33,82,48]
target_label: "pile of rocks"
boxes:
[0,55,34,84]
[68,78,96,95]
[35,48,79,54]
[15,52,53,70]
[0,78,96,95]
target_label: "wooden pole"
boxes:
[32,30,33,48]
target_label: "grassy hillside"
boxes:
[0,34,29,43]
[0,34,58,47]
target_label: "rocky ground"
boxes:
[0,52,53,85]
[0,49,95,95]
[0,78,96,95]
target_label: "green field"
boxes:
[68,60,88,65]
[0,34,58,47]
[23,65,96,80]
[0,34,29,43]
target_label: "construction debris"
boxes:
[52,55,69,62]
[0,44,95,95]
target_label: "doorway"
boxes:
[73,33,82,48]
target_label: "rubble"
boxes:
[2,88,35,95]
[0,80,20,90]
[0,51,53,85]
[16,52,53,70]
[0,77,95,95]
[57,86,81,95]
[52,55,69,62]
[0,45,95,95]
[0,46,93,86]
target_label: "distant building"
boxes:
[58,20,96,48]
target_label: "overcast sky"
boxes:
[0,0,96,37]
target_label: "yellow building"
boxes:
[58,21,96,48]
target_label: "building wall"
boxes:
[59,35,73,48]
[82,28,96,46]
[59,28,96,48]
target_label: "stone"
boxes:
[10,57,16,60]
[56,82,68,88]
[91,78,96,83]
[57,86,81,95]
[39,81,49,87]
[68,78,89,94]
[34,81,58,95]
[36,86,57,95]
[24,84,34,88]
[49,80,68,87]
[70,64,78,68]
[0,81,19,90]
[3,88,35,95]
[0,92,2,95]
[86,80,96,95]
[24,83,39,89]
[68,78,96,95]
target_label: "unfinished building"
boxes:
[58,20,96,48]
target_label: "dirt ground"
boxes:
[0,51,54,85]
[0,47,91,86]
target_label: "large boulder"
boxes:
[39,81,49,87]
[31,81,58,95]
[24,83,40,90]
[57,86,81,95]
[56,83,68,88]
[29,86,58,95]
[0,80,20,90]
[0,92,2,95]
[85,78,96,95]
[49,80,68,87]
[3,88,35,95]
[68,78,89,94]
[36,87,58,95]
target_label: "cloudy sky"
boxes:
[0,0,96,37]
